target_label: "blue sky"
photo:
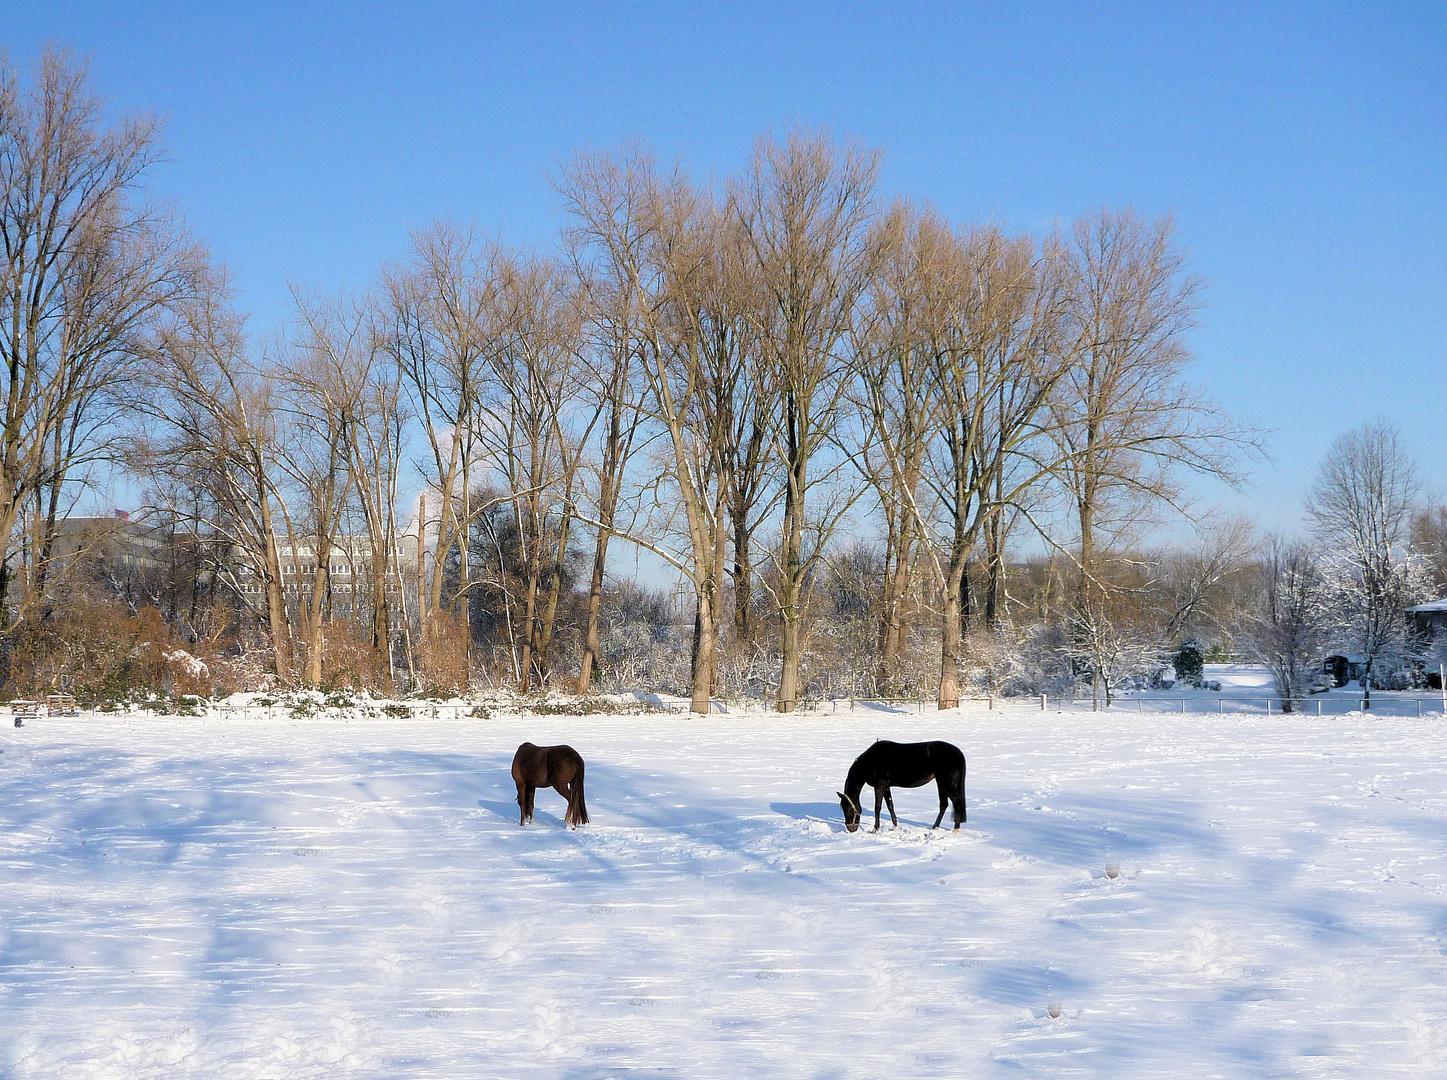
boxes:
[7,2,1445,535]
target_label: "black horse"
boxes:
[838,740,966,832]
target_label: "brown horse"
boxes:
[511,742,590,827]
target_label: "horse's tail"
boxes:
[571,761,589,827]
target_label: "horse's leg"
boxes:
[526,784,537,824]
[933,781,948,829]
[884,788,898,828]
[517,780,528,825]
[873,787,885,831]
[554,782,574,827]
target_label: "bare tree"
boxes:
[915,221,1072,709]
[343,310,410,686]
[557,148,652,694]
[1150,514,1257,644]
[277,290,382,686]
[698,211,777,650]
[734,126,880,711]
[383,225,494,642]
[135,273,292,678]
[0,49,202,622]
[1050,207,1260,698]
[1306,419,1424,706]
[1411,504,1447,594]
[850,201,940,695]
[558,147,739,713]
[1247,536,1330,711]
[475,248,584,688]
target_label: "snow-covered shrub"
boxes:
[594,581,689,694]
[1173,641,1204,688]
[1371,667,1413,691]
[162,648,211,697]
[964,623,1075,698]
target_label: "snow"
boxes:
[1204,663,1274,690]
[4,703,1447,1077]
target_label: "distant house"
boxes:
[1319,600,1447,690]
[1322,654,1365,688]
[1408,598,1447,639]
[1413,599,1447,689]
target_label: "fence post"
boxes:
[1041,693,1047,711]
[1218,699,1224,714]
[1180,698,1185,714]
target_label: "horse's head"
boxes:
[838,790,861,833]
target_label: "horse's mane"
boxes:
[844,750,872,795]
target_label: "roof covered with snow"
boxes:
[1408,598,1447,612]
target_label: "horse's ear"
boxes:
[837,791,847,801]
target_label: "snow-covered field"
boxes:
[4,702,1447,1078]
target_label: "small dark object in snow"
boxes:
[1106,860,1120,879]
[1047,1001,1062,1019]
[13,718,21,727]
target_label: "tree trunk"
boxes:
[984,510,1003,629]
[876,515,913,697]
[518,561,540,692]
[731,508,754,642]
[416,493,427,625]
[778,576,801,712]
[938,566,964,710]
[371,548,391,685]
[533,511,572,684]
[302,555,329,686]
[576,527,610,695]
[261,522,290,682]
[777,398,805,713]
[691,583,716,714]
[459,473,471,674]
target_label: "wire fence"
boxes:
[8,693,1447,721]
[1059,695,1447,717]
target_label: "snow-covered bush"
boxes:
[594,581,690,694]
[964,623,1075,698]
[1371,667,1413,691]
[1173,641,1204,688]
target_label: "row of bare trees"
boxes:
[547,132,1263,712]
[5,51,1275,708]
